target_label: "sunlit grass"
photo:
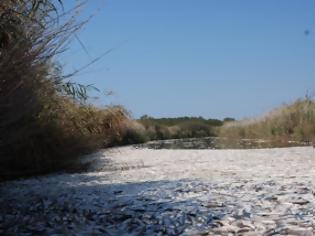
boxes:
[219,98,315,144]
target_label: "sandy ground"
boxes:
[1,146,315,235]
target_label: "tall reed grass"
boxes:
[219,98,315,144]
[0,1,131,180]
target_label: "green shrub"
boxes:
[137,116,223,141]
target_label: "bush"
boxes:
[137,116,223,141]
[121,121,149,144]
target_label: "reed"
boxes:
[0,1,131,180]
[219,98,315,144]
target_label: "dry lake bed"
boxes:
[1,146,315,235]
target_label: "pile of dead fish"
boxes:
[1,178,314,235]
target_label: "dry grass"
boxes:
[219,98,315,144]
[0,1,132,180]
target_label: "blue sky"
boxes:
[61,0,315,119]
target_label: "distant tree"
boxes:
[140,115,151,120]
[223,117,236,122]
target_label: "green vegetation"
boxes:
[135,116,224,141]
[219,98,315,144]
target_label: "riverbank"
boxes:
[1,146,315,235]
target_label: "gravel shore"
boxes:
[1,146,315,235]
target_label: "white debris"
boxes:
[1,146,315,235]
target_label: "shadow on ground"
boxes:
[0,176,225,235]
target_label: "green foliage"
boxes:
[140,116,223,127]
[223,117,236,123]
[138,116,224,141]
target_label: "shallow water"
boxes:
[138,137,309,149]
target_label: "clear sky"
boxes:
[61,0,315,120]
